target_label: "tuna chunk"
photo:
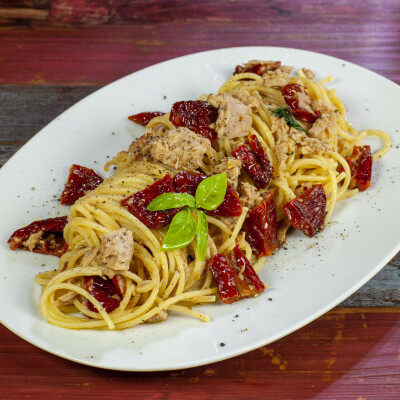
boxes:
[207,93,253,139]
[262,66,293,87]
[289,85,333,119]
[274,138,295,171]
[309,113,338,141]
[81,228,134,273]
[212,157,242,189]
[271,112,331,171]
[221,216,240,230]
[311,99,332,115]
[301,68,315,80]
[128,126,211,170]
[231,90,260,110]
[239,182,263,210]
[299,136,330,156]
[271,112,290,141]
[56,289,80,306]
[235,60,281,75]
[23,231,43,251]
[146,310,168,323]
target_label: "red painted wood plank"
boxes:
[0,309,399,399]
[0,0,398,85]
[0,7,48,20]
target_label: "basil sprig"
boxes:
[147,173,227,260]
[195,210,208,261]
[160,210,197,251]
[147,192,195,210]
[269,108,309,134]
[195,172,227,210]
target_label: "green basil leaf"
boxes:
[195,173,227,211]
[196,210,208,261]
[269,108,309,134]
[147,193,195,211]
[160,210,196,252]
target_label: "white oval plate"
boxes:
[0,47,399,371]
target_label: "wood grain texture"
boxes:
[0,0,399,85]
[0,85,96,143]
[0,309,399,399]
[0,0,399,395]
[340,256,400,307]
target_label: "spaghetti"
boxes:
[32,61,390,330]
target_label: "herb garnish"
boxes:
[147,173,227,261]
[269,108,308,134]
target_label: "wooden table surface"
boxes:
[0,1,399,398]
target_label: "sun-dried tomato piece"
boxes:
[8,216,68,257]
[232,136,274,189]
[232,144,264,187]
[282,84,321,123]
[346,145,372,191]
[173,171,205,196]
[248,134,274,176]
[232,245,265,293]
[169,100,218,143]
[112,275,126,298]
[208,247,265,304]
[244,190,279,257]
[207,189,242,217]
[84,275,122,313]
[227,255,255,299]
[121,174,179,229]
[173,171,242,217]
[128,111,164,127]
[283,185,327,237]
[234,61,281,75]
[208,254,240,304]
[60,164,103,205]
